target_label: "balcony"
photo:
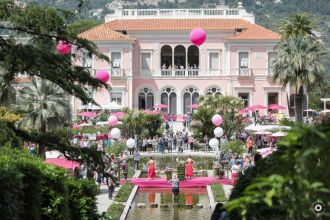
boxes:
[238,68,252,77]
[140,69,222,77]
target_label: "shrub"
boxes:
[105,141,126,156]
[105,203,124,220]
[0,147,99,220]
[222,140,246,157]
[211,183,227,202]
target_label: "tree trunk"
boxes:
[294,86,304,122]
[37,122,46,159]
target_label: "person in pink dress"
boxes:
[185,156,195,179]
[147,157,156,179]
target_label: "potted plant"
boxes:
[165,168,173,180]
[213,163,221,177]
[177,161,186,180]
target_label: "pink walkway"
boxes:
[121,176,233,188]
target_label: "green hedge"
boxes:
[114,182,134,202]
[105,203,125,220]
[211,183,227,202]
[0,147,99,220]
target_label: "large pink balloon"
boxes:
[56,40,71,55]
[212,114,223,126]
[189,28,206,46]
[108,115,118,126]
[96,70,110,83]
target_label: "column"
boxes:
[172,46,175,76]
[177,90,182,115]
[127,78,133,109]
[185,46,188,76]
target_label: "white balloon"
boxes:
[214,127,224,138]
[209,138,219,149]
[126,138,136,149]
[110,128,121,139]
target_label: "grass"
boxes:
[114,182,134,202]
[105,203,124,220]
[211,183,227,202]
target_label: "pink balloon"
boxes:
[95,70,110,83]
[189,28,206,46]
[56,40,71,55]
[212,114,223,126]
[108,115,118,126]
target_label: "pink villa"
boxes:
[73,3,289,116]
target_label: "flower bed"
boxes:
[114,182,134,202]
[211,183,227,202]
[105,203,124,220]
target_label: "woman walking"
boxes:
[185,156,195,179]
[147,157,156,179]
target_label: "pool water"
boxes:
[126,188,211,220]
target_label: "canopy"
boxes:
[251,105,268,110]
[45,158,80,169]
[80,104,101,110]
[304,109,317,112]
[154,104,169,109]
[268,104,286,110]
[186,104,200,108]
[77,112,97,117]
[271,131,288,137]
[256,147,274,158]
[320,109,330,114]
[239,106,254,114]
[78,122,93,127]
[102,101,123,110]
[143,109,158,115]
[245,124,291,132]
[112,111,125,118]
[253,130,273,135]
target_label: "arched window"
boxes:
[138,87,154,110]
[206,87,222,96]
[161,87,177,114]
[174,45,186,76]
[161,45,172,69]
[187,45,199,75]
[183,87,199,114]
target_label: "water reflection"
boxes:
[127,188,211,220]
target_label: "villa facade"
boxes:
[73,3,288,116]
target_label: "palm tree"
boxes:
[279,12,315,39]
[273,36,327,122]
[12,79,70,157]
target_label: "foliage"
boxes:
[226,122,330,220]
[72,125,110,135]
[0,147,99,220]
[105,141,126,156]
[114,182,134,202]
[222,140,246,157]
[273,14,329,122]
[120,109,163,138]
[11,79,70,132]
[68,19,102,35]
[191,95,245,140]
[0,107,21,123]
[105,203,124,220]
[0,1,109,105]
[177,163,186,180]
[211,183,227,202]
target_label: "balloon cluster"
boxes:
[209,114,224,149]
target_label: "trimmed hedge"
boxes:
[0,147,99,220]
[105,203,125,220]
[114,182,134,202]
[211,183,227,202]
